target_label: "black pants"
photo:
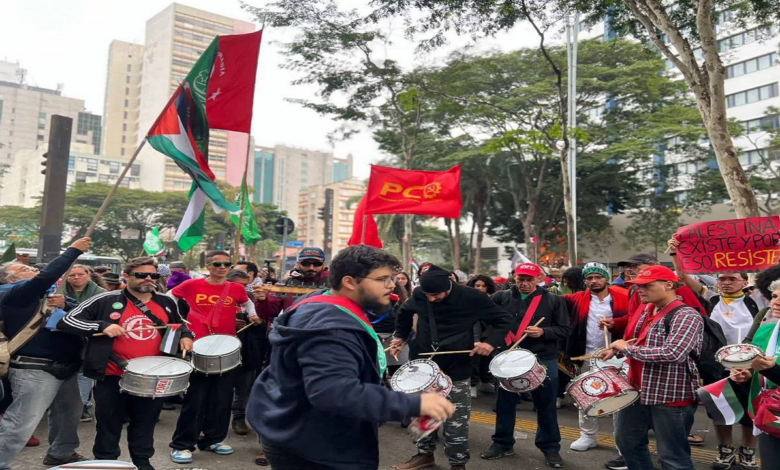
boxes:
[263,444,336,470]
[471,354,493,386]
[93,376,164,465]
[170,370,234,451]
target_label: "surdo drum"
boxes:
[118,357,192,398]
[489,349,548,393]
[716,343,764,369]
[191,335,242,374]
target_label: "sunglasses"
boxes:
[209,262,233,268]
[129,272,162,280]
[300,260,323,267]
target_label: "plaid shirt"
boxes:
[624,304,703,405]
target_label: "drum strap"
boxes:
[124,291,165,327]
[425,301,440,351]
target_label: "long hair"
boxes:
[397,271,413,298]
[467,274,497,295]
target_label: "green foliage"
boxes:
[0,205,42,247]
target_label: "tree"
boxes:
[0,205,41,247]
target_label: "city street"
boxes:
[11,388,718,470]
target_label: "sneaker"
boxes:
[390,453,435,469]
[43,453,88,466]
[26,435,40,447]
[232,419,249,436]
[470,385,478,398]
[604,455,627,470]
[80,405,93,422]
[737,446,758,470]
[556,398,562,409]
[478,382,495,394]
[161,402,176,410]
[712,444,736,470]
[133,461,155,470]
[544,451,564,468]
[570,436,598,451]
[480,444,514,460]
[204,442,234,455]
[170,449,193,464]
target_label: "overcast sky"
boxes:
[1,1,545,178]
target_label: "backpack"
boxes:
[664,306,727,385]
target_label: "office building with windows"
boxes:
[132,3,255,192]
[102,40,144,160]
[297,178,364,256]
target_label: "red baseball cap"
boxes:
[624,265,679,286]
[514,263,543,277]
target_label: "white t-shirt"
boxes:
[586,293,613,354]
[702,287,763,345]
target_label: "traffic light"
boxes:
[40,152,48,175]
[317,207,326,220]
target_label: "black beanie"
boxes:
[420,265,453,294]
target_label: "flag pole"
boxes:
[233,136,252,264]
[360,215,368,245]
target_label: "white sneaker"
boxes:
[470,385,478,398]
[570,436,598,452]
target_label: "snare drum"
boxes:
[191,335,242,374]
[48,460,137,470]
[716,343,764,369]
[119,357,192,398]
[489,349,547,393]
[566,366,639,417]
[390,359,452,397]
[590,348,630,376]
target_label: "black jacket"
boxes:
[57,289,193,380]
[394,285,514,381]
[491,286,571,360]
[1,247,84,363]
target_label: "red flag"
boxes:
[348,197,383,248]
[205,30,263,133]
[364,165,462,218]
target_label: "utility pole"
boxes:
[566,12,580,265]
[38,115,72,263]
[322,188,334,261]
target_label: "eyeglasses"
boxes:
[129,272,162,280]
[300,261,323,267]
[209,262,233,268]
[11,266,36,277]
[363,275,398,288]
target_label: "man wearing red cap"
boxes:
[480,263,570,469]
[601,265,704,470]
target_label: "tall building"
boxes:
[0,61,101,172]
[102,41,144,159]
[252,145,354,220]
[1,142,142,208]
[134,3,255,192]
[297,178,365,256]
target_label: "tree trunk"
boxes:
[559,145,577,266]
[402,214,412,273]
[467,218,476,262]
[452,218,462,271]
[474,223,484,275]
[444,218,455,261]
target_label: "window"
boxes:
[123,123,127,131]
[131,165,140,176]
[301,178,308,183]
[123,111,128,119]
[301,170,308,175]
[718,26,774,52]
[127,64,132,72]
[739,148,780,167]
[301,161,308,167]
[122,136,126,144]
[99,175,109,184]
[742,115,780,134]
[126,76,130,84]
[125,87,130,95]
[726,52,778,79]
[39,112,46,119]
[37,135,44,141]
[38,123,45,130]
[76,172,88,183]
[109,162,120,174]
[121,148,125,156]
[726,83,778,108]
[124,99,129,107]
[339,226,350,233]
[87,159,98,171]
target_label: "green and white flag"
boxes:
[230,179,262,245]
[142,226,165,256]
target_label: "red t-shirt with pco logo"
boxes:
[106,300,170,376]
[172,278,249,338]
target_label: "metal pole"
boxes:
[567,13,580,265]
[281,218,288,273]
[360,215,368,244]
[234,137,252,264]
[38,115,72,263]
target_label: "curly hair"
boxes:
[755,264,780,301]
[467,274,497,295]
[562,267,585,291]
[329,245,401,290]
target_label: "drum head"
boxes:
[391,359,440,393]
[192,335,242,356]
[592,351,629,374]
[48,460,137,470]
[125,357,192,375]
[490,349,537,378]
[586,390,639,417]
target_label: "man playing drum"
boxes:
[563,262,629,452]
[167,250,262,464]
[480,263,571,469]
[59,257,194,470]
[248,245,454,469]
[669,237,761,469]
[390,265,514,470]
[601,266,704,470]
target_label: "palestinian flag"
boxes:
[698,378,743,425]
[146,30,264,250]
[160,324,183,356]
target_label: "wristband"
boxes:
[669,252,677,256]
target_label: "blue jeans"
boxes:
[492,357,560,453]
[615,401,696,470]
[78,373,94,407]
[0,368,82,469]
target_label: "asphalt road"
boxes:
[12,388,718,470]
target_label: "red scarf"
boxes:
[567,286,629,323]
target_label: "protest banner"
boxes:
[674,216,780,274]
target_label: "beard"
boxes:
[134,285,155,294]
[358,286,392,313]
[590,284,607,293]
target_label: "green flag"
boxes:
[0,243,16,264]
[230,180,262,245]
[143,226,165,255]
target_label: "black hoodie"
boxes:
[247,290,419,469]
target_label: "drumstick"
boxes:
[602,316,610,349]
[93,325,167,337]
[236,322,256,334]
[571,354,597,361]
[508,317,546,352]
[419,350,475,356]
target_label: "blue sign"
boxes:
[287,241,304,247]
